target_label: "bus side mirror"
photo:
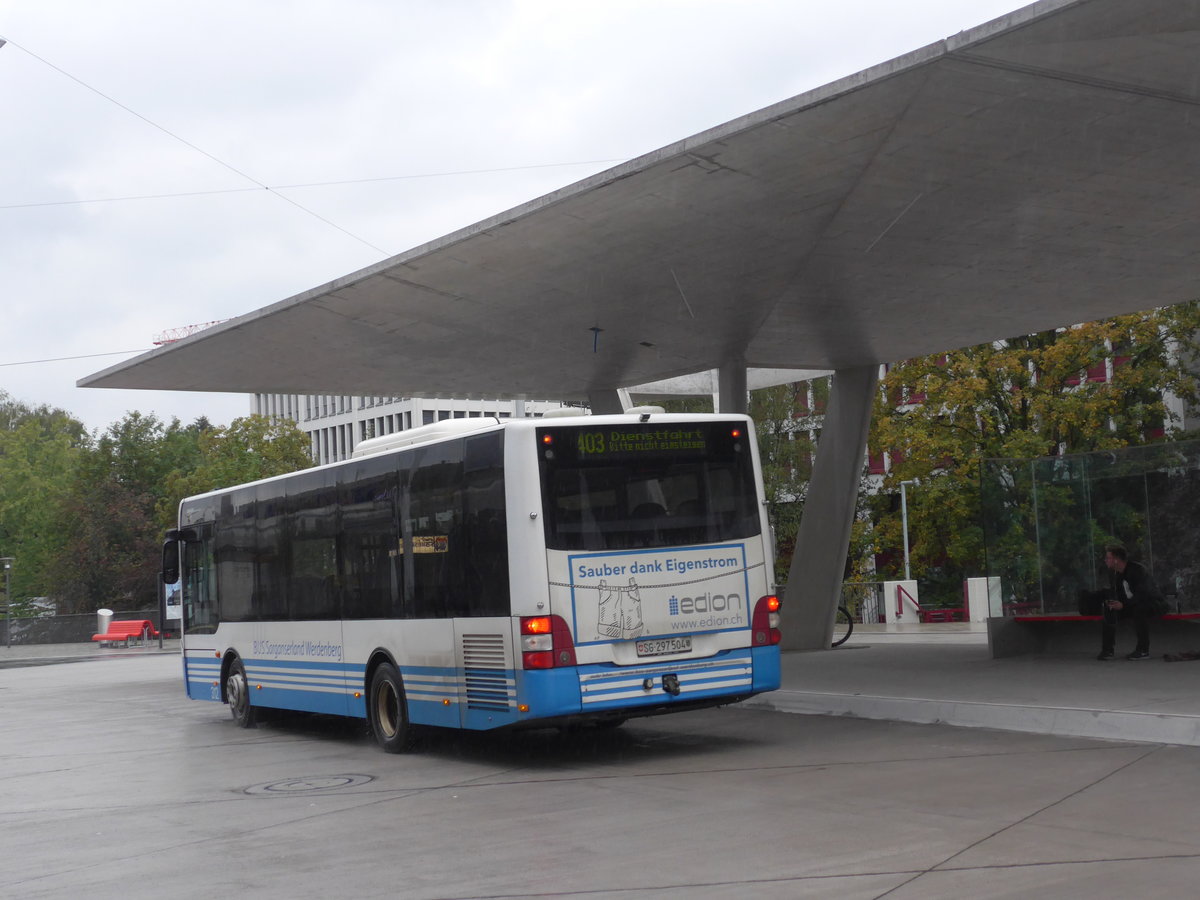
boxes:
[161,539,180,585]
[160,528,193,585]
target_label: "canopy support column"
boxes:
[717,359,747,414]
[587,390,625,415]
[782,364,878,650]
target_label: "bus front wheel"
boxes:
[227,657,256,728]
[369,662,414,753]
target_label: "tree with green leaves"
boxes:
[0,393,88,610]
[159,414,313,527]
[747,382,818,581]
[47,413,208,613]
[866,302,1200,604]
[0,401,372,616]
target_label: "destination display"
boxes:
[573,427,708,458]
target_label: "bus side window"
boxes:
[256,483,288,620]
[182,526,218,635]
[286,468,340,621]
[215,489,256,623]
[340,461,400,620]
[406,439,465,618]
[463,432,509,616]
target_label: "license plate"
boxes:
[635,636,691,657]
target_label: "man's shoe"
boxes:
[1126,651,1151,661]
[1097,650,1114,660]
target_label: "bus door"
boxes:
[177,523,220,700]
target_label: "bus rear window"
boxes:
[536,422,760,551]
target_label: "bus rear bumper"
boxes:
[517,647,780,725]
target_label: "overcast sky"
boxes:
[1,0,1027,433]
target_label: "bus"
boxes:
[161,409,782,752]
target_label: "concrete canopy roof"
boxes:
[82,0,1200,403]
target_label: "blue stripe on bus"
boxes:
[251,658,360,673]
[183,647,779,727]
[574,650,759,711]
[516,667,584,719]
[245,657,359,718]
[517,648,773,718]
[751,645,782,692]
[252,684,350,716]
[185,656,222,702]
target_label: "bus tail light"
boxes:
[520,615,576,669]
[752,595,782,645]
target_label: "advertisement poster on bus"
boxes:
[558,543,757,645]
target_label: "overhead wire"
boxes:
[0,38,628,371]
[0,38,623,250]
[0,160,627,211]
[2,37,397,255]
[0,349,155,368]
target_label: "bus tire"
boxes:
[227,657,256,728]
[369,662,414,753]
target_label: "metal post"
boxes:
[1,558,13,649]
[900,481,915,581]
[1030,459,1044,612]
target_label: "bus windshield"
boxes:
[537,421,761,551]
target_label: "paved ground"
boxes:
[6,646,1200,899]
[0,638,182,667]
[748,625,1200,746]
[6,624,1199,746]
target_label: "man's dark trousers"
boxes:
[1100,602,1150,656]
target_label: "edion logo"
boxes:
[668,592,743,615]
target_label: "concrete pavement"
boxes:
[10,651,1200,899]
[746,624,1200,746]
[0,638,181,668]
[5,623,1200,746]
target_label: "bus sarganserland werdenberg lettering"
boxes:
[161,410,782,752]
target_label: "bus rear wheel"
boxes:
[227,657,256,728]
[369,662,414,753]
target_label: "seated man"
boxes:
[1098,544,1165,661]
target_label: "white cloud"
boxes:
[0,0,1025,431]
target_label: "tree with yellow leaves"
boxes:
[866,302,1200,605]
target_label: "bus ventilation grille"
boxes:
[462,633,511,711]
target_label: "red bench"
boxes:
[92,619,160,646]
[920,607,965,623]
[990,611,1200,658]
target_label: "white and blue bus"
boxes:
[161,410,782,752]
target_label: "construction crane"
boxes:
[152,320,228,345]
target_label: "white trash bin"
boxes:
[96,608,113,635]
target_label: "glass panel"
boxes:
[462,433,509,616]
[287,468,340,620]
[981,441,1200,615]
[215,488,256,622]
[403,439,465,617]
[182,524,217,635]
[339,454,400,619]
[255,482,287,620]
[537,422,760,551]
